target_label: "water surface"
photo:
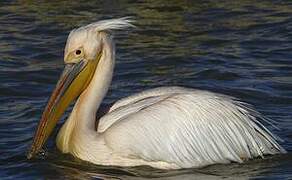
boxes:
[0,0,292,179]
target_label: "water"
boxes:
[1,0,292,179]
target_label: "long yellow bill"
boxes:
[27,59,98,159]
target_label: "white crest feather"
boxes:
[79,17,135,32]
[65,17,134,61]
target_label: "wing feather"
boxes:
[97,87,285,168]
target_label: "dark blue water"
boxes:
[1,1,292,179]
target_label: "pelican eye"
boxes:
[75,49,82,55]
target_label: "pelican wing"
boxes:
[98,87,285,168]
[107,86,190,112]
[98,87,189,132]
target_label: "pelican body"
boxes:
[27,18,286,169]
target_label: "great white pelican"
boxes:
[27,17,286,169]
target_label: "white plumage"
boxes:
[52,18,286,169]
[98,86,285,168]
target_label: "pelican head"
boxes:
[27,17,134,159]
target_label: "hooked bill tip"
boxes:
[26,152,33,159]
[27,147,46,160]
[26,146,36,159]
